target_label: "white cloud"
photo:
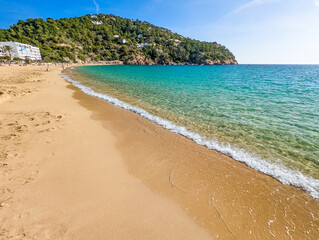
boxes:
[314,0,319,7]
[93,0,99,14]
[232,0,282,14]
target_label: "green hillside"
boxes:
[0,14,238,65]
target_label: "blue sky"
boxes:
[1,0,319,64]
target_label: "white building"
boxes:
[0,42,42,60]
[92,21,103,25]
[137,43,151,49]
[113,35,119,38]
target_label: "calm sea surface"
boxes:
[64,65,319,198]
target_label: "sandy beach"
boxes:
[0,65,318,239]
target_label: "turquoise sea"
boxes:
[62,65,319,198]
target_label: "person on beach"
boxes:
[46,64,50,71]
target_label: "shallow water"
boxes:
[63,64,319,198]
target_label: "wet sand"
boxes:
[0,65,318,239]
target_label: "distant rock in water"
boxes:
[0,14,238,65]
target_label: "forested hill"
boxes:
[0,14,238,65]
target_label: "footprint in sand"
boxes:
[0,151,8,161]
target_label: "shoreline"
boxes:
[62,66,319,200]
[0,65,212,239]
[65,67,319,238]
[0,65,318,239]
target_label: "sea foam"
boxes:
[60,73,319,199]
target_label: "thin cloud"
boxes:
[93,0,100,14]
[231,0,282,14]
[314,0,319,6]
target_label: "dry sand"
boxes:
[0,65,318,240]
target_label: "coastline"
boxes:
[67,67,319,239]
[62,65,319,199]
[0,65,318,239]
[0,65,211,239]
